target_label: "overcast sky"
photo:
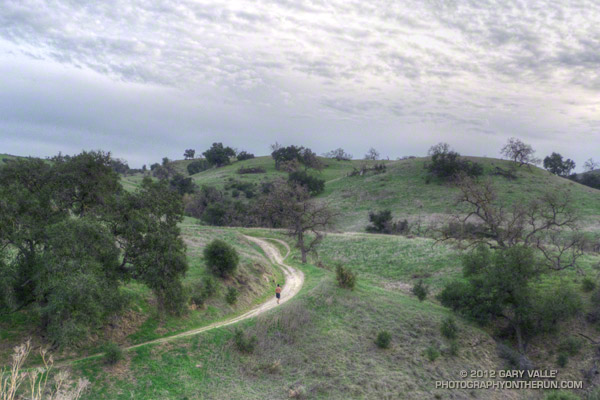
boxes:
[1,0,599,168]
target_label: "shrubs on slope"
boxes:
[365,210,409,235]
[425,142,483,180]
[204,239,239,278]
[336,264,356,290]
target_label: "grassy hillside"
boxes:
[322,157,600,231]
[72,228,600,399]
[127,155,600,232]
[0,223,284,363]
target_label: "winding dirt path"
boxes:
[61,236,303,366]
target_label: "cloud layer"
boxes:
[0,0,598,166]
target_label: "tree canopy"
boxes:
[543,152,576,176]
[203,142,236,167]
[0,151,188,346]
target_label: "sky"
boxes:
[0,0,599,168]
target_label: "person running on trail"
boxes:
[275,284,282,304]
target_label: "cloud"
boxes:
[0,0,598,168]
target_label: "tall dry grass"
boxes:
[0,340,89,400]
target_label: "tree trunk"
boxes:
[298,231,307,263]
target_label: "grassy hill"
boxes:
[124,155,600,232]
[72,228,600,399]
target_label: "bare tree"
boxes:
[440,175,588,271]
[260,180,336,263]
[500,137,540,167]
[323,148,352,161]
[364,147,380,160]
[584,158,599,172]
[270,141,283,152]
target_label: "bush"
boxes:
[204,240,239,277]
[336,264,356,290]
[412,280,429,301]
[375,331,392,349]
[426,142,483,180]
[288,170,325,196]
[236,151,255,161]
[365,210,409,235]
[226,287,239,305]
[424,345,440,361]
[233,328,257,353]
[366,210,393,233]
[201,203,228,226]
[103,341,123,365]
[187,159,210,175]
[190,277,218,307]
[535,286,583,334]
[237,166,265,174]
[582,277,597,292]
[440,316,458,340]
[558,336,582,356]
[556,352,569,367]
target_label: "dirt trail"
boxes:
[61,236,303,366]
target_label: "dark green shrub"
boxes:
[236,151,255,161]
[103,341,123,365]
[557,352,569,367]
[231,189,240,198]
[204,240,239,277]
[375,331,391,349]
[226,287,239,305]
[336,264,356,290]
[425,346,440,361]
[288,170,325,195]
[237,166,265,174]
[425,143,483,180]
[203,142,236,167]
[535,286,583,334]
[365,210,409,234]
[366,210,393,233]
[582,277,596,292]
[234,328,257,353]
[187,159,210,175]
[190,276,219,307]
[412,280,429,301]
[440,316,458,340]
[201,203,228,226]
[558,336,582,356]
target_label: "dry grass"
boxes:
[1,340,89,400]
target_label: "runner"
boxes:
[275,283,282,304]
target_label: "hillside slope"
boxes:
[0,224,284,363]
[73,228,600,399]
[135,155,600,232]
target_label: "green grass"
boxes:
[123,156,600,233]
[316,232,463,290]
[72,232,512,400]
[322,157,600,231]
[0,223,284,363]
